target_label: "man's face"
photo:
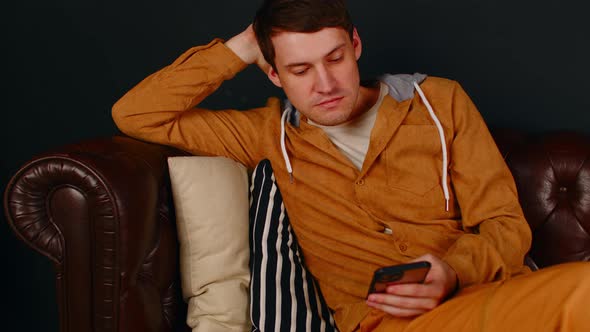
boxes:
[267,27,362,126]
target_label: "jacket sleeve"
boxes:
[441,82,532,289]
[112,39,278,168]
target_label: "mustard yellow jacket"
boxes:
[113,39,531,331]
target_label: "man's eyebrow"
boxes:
[284,43,346,68]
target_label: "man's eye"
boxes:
[293,69,308,76]
[329,56,343,63]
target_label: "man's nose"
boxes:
[314,67,337,93]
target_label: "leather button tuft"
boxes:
[559,187,568,192]
[399,244,408,252]
[356,179,365,186]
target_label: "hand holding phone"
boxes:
[367,261,431,297]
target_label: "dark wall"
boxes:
[2,1,589,330]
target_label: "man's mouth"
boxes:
[316,96,344,108]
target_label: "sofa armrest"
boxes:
[4,136,190,332]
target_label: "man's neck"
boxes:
[348,83,381,123]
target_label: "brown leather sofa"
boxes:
[4,131,590,332]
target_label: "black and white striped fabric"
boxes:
[249,160,338,332]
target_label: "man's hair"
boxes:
[253,0,354,71]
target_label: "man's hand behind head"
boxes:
[225,24,271,74]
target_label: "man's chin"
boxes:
[308,112,351,126]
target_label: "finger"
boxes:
[366,299,427,318]
[409,253,435,264]
[367,293,438,311]
[386,283,442,298]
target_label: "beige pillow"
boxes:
[168,156,251,332]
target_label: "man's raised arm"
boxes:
[111,26,275,167]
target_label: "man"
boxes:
[113,0,590,330]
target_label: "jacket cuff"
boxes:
[442,251,474,290]
[441,233,507,289]
[168,38,248,80]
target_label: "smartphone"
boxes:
[367,261,431,297]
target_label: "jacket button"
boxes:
[399,244,408,252]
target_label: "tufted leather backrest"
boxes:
[493,130,590,268]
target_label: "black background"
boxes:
[2,1,589,330]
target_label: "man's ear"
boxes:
[267,67,283,88]
[352,27,362,61]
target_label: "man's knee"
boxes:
[544,261,590,282]
[538,262,590,300]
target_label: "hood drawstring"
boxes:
[413,82,450,212]
[280,105,294,183]
[279,79,450,211]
